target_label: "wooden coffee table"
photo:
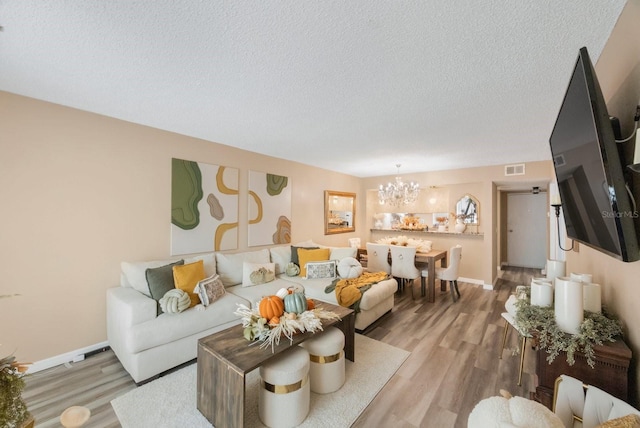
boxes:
[196,300,355,428]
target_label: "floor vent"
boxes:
[505,164,525,176]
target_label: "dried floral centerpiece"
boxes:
[1,348,32,428]
[399,216,425,231]
[234,286,340,352]
[514,287,622,367]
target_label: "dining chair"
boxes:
[421,245,462,302]
[389,245,420,299]
[365,243,391,274]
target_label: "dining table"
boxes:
[358,247,448,303]
[415,249,448,302]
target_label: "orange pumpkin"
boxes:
[306,299,315,310]
[259,295,284,320]
[269,316,280,325]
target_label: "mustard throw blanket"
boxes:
[325,271,389,312]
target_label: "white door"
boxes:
[507,193,547,268]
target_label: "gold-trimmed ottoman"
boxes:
[259,346,310,428]
[300,327,345,394]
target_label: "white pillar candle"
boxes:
[570,272,593,283]
[546,259,566,281]
[531,280,554,307]
[583,283,602,313]
[554,276,584,334]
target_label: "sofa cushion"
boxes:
[173,260,206,307]
[269,245,291,275]
[184,253,216,277]
[298,248,330,277]
[146,260,184,315]
[215,249,271,286]
[330,247,358,261]
[242,262,276,287]
[194,274,226,307]
[121,253,215,296]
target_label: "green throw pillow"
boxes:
[146,260,184,315]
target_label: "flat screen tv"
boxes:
[549,47,639,262]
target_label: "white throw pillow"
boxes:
[193,274,226,306]
[215,249,271,286]
[269,246,291,275]
[159,289,191,314]
[330,247,358,261]
[242,262,276,287]
[338,257,363,279]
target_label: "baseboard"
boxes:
[459,276,493,291]
[26,341,109,374]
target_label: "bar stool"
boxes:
[259,346,310,428]
[300,327,345,394]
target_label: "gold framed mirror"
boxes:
[455,194,479,225]
[324,190,356,234]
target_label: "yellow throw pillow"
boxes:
[297,248,330,277]
[173,260,205,307]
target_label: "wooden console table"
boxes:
[533,336,631,409]
[196,301,355,428]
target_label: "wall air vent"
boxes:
[504,164,525,176]
[553,154,566,167]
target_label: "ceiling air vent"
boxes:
[553,154,566,167]
[504,164,525,176]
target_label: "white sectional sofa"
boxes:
[106,244,397,383]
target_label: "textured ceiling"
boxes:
[0,1,627,177]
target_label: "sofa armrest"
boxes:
[107,286,157,328]
[359,278,398,311]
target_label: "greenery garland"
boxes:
[514,287,623,368]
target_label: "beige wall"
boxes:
[566,0,640,406]
[0,91,362,362]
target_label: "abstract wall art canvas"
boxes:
[171,158,239,255]
[248,170,291,246]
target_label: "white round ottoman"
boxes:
[259,346,310,428]
[300,327,345,394]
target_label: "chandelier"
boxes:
[378,164,420,206]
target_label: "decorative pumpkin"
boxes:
[275,287,289,299]
[269,316,280,325]
[285,262,300,277]
[284,292,307,314]
[259,295,284,320]
[307,299,315,310]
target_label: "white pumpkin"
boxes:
[275,288,289,299]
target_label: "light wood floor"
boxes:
[23,266,541,427]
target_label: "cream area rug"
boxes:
[112,334,409,428]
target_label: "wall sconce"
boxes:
[550,196,574,251]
